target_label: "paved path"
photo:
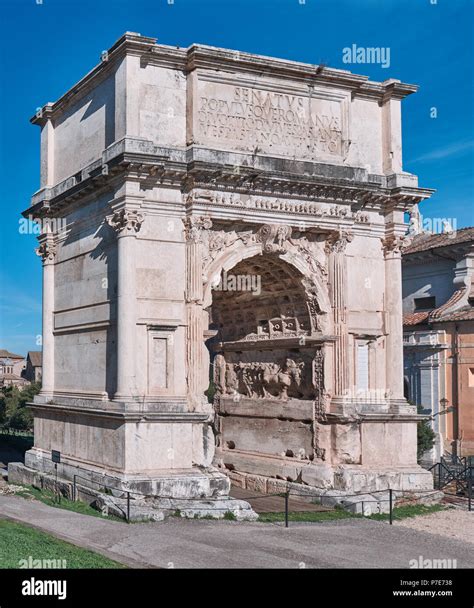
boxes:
[1,494,473,569]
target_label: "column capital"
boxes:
[182,215,212,242]
[382,234,410,258]
[106,209,144,235]
[35,237,57,264]
[325,229,353,255]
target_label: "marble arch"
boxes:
[13,33,436,517]
[202,230,331,317]
[205,251,330,467]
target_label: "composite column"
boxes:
[183,216,212,410]
[107,208,144,401]
[383,235,405,400]
[36,231,57,398]
[326,230,353,397]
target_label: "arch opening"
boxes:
[205,253,326,463]
[208,254,312,344]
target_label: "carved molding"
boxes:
[201,224,328,279]
[292,237,328,280]
[202,228,255,271]
[200,222,330,333]
[106,209,144,234]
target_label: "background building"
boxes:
[402,227,474,461]
[0,350,28,388]
[24,351,43,383]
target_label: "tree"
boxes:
[0,382,41,432]
[417,403,436,462]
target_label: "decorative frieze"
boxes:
[185,189,370,222]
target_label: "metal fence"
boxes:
[27,450,474,525]
[429,461,474,500]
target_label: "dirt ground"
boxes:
[396,507,474,544]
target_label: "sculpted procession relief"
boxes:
[186,189,370,222]
[197,85,346,158]
[215,354,314,401]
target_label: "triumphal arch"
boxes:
[15,33,435,512]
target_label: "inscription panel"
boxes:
[194,80,349,161]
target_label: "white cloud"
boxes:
[410,140,474,163]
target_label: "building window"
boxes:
[414,296,436,311]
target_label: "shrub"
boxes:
[417,403,436,461]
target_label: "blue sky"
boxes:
[0,0,473,355]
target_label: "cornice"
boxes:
[31,32,161,126]
[23,139,434,221]
[29,401,208,422]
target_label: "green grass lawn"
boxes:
[368,503,445,521]
[0,519,125,569]
[12,484,124,522]
[257,503,445,523]
[258,509,358,523]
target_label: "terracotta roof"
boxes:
[27,351,42,367]
[404,289,474,326]
[0,349,24,360]
[432,306,474,322]
[403,311,431,326]
[0,373,27,381]
[429,289,466,320]
[403,227,474,255]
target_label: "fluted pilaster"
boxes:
[183,216,212,409]
[326,230,353,396]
